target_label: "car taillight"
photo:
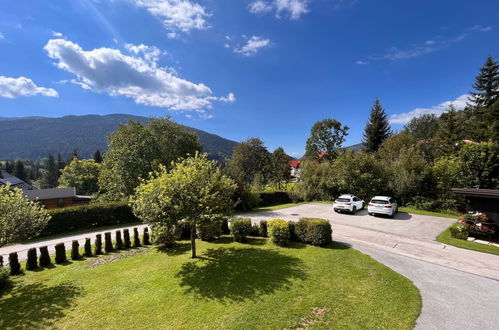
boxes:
[346,202,352,205]
[384,205,392,208]
[369,203,373,206]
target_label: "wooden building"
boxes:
[452,188,499,225]
[22,187,91,209]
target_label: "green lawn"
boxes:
[436,228,499,256]
[0,238,421,329]
[398,207,459,219]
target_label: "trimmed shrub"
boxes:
[250,223,260,237]
[133,228,141,247]
[151,226,178,247]
[123,229,131,248]
[259,220,268,237]
[288,221,297,241]
[268,219,290,246]
[178,222,191,239]
[26,248,38,270]
[221,219,230,235]
[84,238,92,257]
[94,234,103,255]
[258,191,292,206]
[115,230,123,250]
[0,266,8,289]
[295,218,333,246]
[143,227,150,245]
[104,232,113,253]
[9,252,21,275]
[198,221,222,241]
[55,243,66,264]
[42,202,139,236]
[0,255,3,267]
[39,246,51,267]
[230,217,252,242]
[71,240,80,260]
[449,223,469,240]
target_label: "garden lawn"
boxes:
[0,237,421,330]
[398,207,459,219]
[436,228,499,256]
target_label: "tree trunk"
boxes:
[190,222,197,258]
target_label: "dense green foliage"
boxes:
[94,234,103,255]
[197,221,223,241]
[115,230,123,250]
[226,138,272,186]
[268,219,290,246]
[0,266,8,289]
[58,158,102,195]
[54,243,66,264]
[84,238,92,257]
[230,217,252,242]
[295,218,333,246]
[271,147,292,187]
[143,228,150,245]
[449,223,469,240]
[39,246,51,267]
[8,252,21,275]
[0,185,51,246]
[71,240,80,260]
[26,248,38,270]
[41,202,138,236]
[104,232,113,253]
[259,220,268,237]
[123,229,131,249]
[362,99,391,152]
[133,228,141,247]
[305,118,349,161]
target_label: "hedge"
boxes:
[9,252,21,275]
[115,230,123,250]
[295,218,333,246]
[39,246,51,267]
[230,217,252,242]
[54,243,66,264]
[84,238,92,257]
[95,234,103,255]
[123,229,131,249]
[26,248,38,270]
[258,191,292,206]
[41,202,139,236]
[259,220,268,237]
[268,219,290,246]
[71,240,80,260]
[104,232,113,253]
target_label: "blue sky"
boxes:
[0,0,498,157]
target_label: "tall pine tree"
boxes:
[437,104,462,155]
[469,55,499,108]
[13,160,27,181]
[38,154,60,188]
[362,99,391,152]
[93,149,103,163]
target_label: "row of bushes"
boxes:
[235,191,301,211]
[41,202,139,236]
[229,217,332,247]
[1,227,150,282]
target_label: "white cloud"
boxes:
[389,94,469,125]
[0,76,58,99]
[131,0,210,35]
[248,0,309,20]
[356,60,369,65]
[44,38,234,111]
[0,32,5,40]
[52,31,63,37]
[234,36,270,56]
[470,25,492,32]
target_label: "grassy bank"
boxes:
[436,228,499,256]
[398,207,459,219]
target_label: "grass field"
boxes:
[436,228,499,256]
[0,237,421,329]
[398,207,459,219]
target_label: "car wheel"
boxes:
[368,212,373,216]
[352,206,357,214]
[390,210,394,218]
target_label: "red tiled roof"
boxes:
[290,160,301,168]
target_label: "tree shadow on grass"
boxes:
[156,242,191,256]
[176,247,307,302]
[0,281,82,329]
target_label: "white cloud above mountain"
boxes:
[0,76,58,99]
[44,38,234,111]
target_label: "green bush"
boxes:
[42,202,139,236]
[39,246,51,267]
[0,255,3,267]
[230,217,252,242]
[55,243,66,264]
[9,252,21,275]
[258,191,292,206]
[133,228,141,247]
[449,223,469,240]
[71,240,80,260]
[124,229,131,248]
[0,266,8,289]
[259,220,268,237]
[197,222,222,241]
[84,238,92,257]
[268,219,290,246]
[295,218,333,246]
[288,221,297,241]
[143,228,150,245]
[178,222,191,239]
[250,223,260,237]
[26,248,38,270]
[221,219,230,235]
[151,226,178,247]
[94,234,103,255]
[115,230,123,250]
[104,232,113,253]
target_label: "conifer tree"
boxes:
[437,104,462,154]
[93,149,103,163]
[13,160,27,181]
[56,153,66,170]
[469,55,499,108]
[362,99,391,152]
[38,154,59,188]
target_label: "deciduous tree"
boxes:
[59,158,102,195]
[305,118,349,162]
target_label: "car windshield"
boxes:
[336,198,350,202]
[371,199,389,204]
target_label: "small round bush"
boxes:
[449,223,469,240]
[104,232,113,253]
[71,240,80,260]
[123,229,131,249]
[288,221,297,241]
[9,252,21,275]
[152,226,178,247]
[94,234,103,255]
[84,238,92,257]
[197,222,222,241]
[39,246,51,267]
[133,228,141,247]
[26,248,38,270]
[268,219,290,246]
[296,218,333,246]
[143,227,151,245]
[259,220,268,237]
[250,223,260,237]
[221,219,230,235]
[115,230,123,250]
[230,217,252,242]
[0,266,9,289]
[55,243,67,264]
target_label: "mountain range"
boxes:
[0,114,239,162]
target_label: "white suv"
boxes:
[333,194,364,214]
[368,196,398,218]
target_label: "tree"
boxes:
[404,114,439,141]
[226,138,272,187]
[469,56,499,109]
[56,154,66,171]
[458,142,498,189]
[70,150,79,161]
[4,160,14,174]
[305,119,349,162]
[13,160,27,181]
[37,154,60,188]
[0,185,51,247]
[59,158,102,195]
[132,153,237,258]
[271,147,291,188]
[99,117,203,200]
[437,104,463,155]
[93,150,103,163]
[362,99,391,152]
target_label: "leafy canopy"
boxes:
[59,158,102,195]
[305,118,349,162]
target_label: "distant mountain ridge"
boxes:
[0,114,238,162]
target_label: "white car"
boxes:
[368,196,398,218]
[333,194,364,214]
